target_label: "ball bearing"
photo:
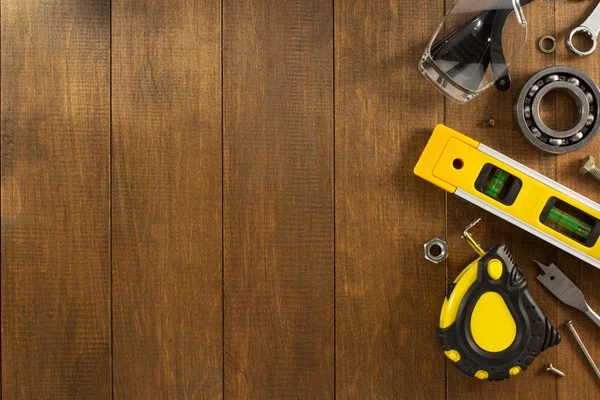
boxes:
[515,67,600,154]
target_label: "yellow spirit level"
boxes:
[414,125,600,268]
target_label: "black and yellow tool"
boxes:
[414,125,600,268]
[439,220,561,381]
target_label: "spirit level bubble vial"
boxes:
[414,125,600,268]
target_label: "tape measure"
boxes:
[414,125,600,268]
[439,222,561,380]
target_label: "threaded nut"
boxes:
[424,238,448,264]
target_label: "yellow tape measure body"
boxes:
[438,244,560,380]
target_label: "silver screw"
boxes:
[565,320,600,381]
[544,363,565,377]
[482,117,496,128]
[579,155,600,181]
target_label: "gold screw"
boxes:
[579,155,600,182]
[482,117,496,128]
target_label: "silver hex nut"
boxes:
[424,238,449,264]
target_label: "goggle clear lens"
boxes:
[420,0,529,103]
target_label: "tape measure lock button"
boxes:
[487,259,503,280]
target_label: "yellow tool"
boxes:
[438,220,561,380]
[414,125,600,268]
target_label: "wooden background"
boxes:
[2,0,600,398]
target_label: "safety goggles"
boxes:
[420,0,533,103]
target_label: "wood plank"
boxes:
[555,2,600,398]
[1,0,111,398]
[334,2,446,398]
[111,0,222,398]
[222,0,334,397]
[445,2,560,398]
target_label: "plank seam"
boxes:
[1,0,3,395]
[332,0,336,398]
[221,0,225,399]
[109,0,114,398]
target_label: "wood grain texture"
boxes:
[555,2,600,398]
[444,2,562,398]
[3,1,600,398]
[1,0,111,398]
[111,0,222,398]
[334,2,446,398]
[222,0,334,398]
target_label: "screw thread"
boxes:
[590,167,600,181]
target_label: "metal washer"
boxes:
[515,66,600,154]
[538,35,556,54]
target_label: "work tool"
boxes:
[539,35,557,54]
[414,125,600,268]
[535,260,600,328]
[580,155,600,182]
[420,0,534,103]
[482,117,496,128]
[424,238,448,264]
[515,67,600,154]
[544,363,565,377]
[438,220,560,381]
[567,2,600,57]
[565,320,600,381]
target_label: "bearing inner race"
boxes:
[531,81,590,139]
